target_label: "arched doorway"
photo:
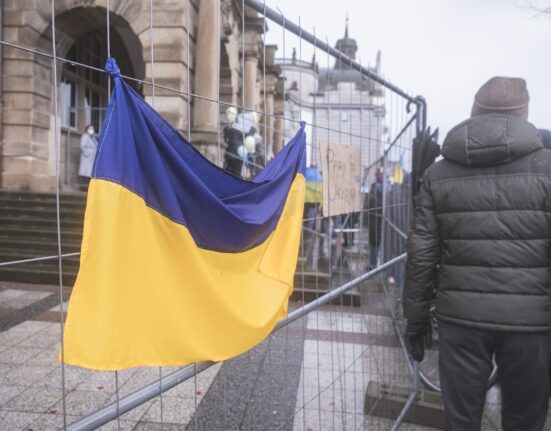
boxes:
[47,8,145,190]
[1,1,191,192]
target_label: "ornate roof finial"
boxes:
[334,13,357,66]
[345,13,349,39]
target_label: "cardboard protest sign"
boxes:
[320,142,361,217]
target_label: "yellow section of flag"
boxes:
[62,175,305,370]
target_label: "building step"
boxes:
[0,227,83,243]
[0,237,81,253]
[0,264,77,285]
[0,190,85,202]
[364,382,445,429]
[0,216,84,230]
[294,271,331,285]
[0,249,80,267]
[291,285,361,306]
[0,191,85,284]
[0,200,85,213]
[0,207,85,219]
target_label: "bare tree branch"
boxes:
[520,0,551,18]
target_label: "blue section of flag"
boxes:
[304,166,322,183]
[93,58,306,252]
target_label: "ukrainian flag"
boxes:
[304,166,323,205]
[62,59,306,370]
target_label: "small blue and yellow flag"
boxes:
[62,59,306,370]
[304,166,323,205]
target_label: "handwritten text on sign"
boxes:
[320,143,361,217]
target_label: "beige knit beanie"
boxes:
[471,76,529,119]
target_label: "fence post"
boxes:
[414,96,427,134]
[380,146,388,269]
[410,95,428,397]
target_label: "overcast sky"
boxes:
[265,0,551,140]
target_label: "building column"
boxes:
[261,45,280,160]
[273,98,285,155]
[1,1,54,191]
[242,17,263,114]
[263,92,274,157]
[191,0,221,163]
[135,1,191,133]
[244,53,259,111]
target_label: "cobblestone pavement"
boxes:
[2,280,548,430]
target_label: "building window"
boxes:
[341,111,349,122]
[61,31,107,133]
[85,35,104,86]
[65,44,77,73]
[57,25,143,189]
[85,88,103,132]
[61,78,76,129]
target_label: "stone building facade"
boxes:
[0,0,276,192]
[277,23,385,185]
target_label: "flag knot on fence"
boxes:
[104,57,120,78]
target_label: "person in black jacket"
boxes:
[367,169,384,269]
[223,109,244,176]
[539,128,551,150]
[404,77,551,431]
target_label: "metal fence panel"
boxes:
[0,0,424,429]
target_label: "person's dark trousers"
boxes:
[438,321,551,431]
[369,243,379,269]
[224,154,243,176]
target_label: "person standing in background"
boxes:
[539,128,551,150]
[405,77,551,430]
[367,169,384,269]
[78,124,98,188]
[223,107,244,176]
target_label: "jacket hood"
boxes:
[442,114,542,167]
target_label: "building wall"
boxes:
[313,103,384,174]
[0,1,386,192]
[278,61,385,184]
[1,0,198,191]
[0,0,267,192]
[280,60,318,100]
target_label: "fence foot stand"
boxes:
[365,363,446,430]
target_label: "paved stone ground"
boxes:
[2,280,549,430]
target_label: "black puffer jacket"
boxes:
[404,114,551,332]
[368,182,383,247]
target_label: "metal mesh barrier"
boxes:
[0,0,427,429]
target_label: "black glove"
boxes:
[406,320,432,362]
